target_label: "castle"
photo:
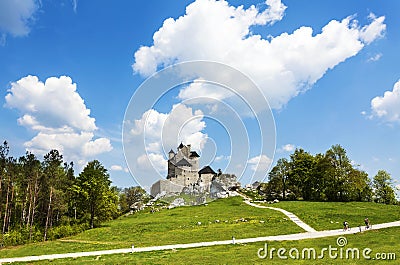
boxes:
[150,143,237,198]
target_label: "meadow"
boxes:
[262,201,400,230]
[1,196,399,264]
[0,197,302,258]
[6,227,400,264]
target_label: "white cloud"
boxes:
[0,0,38,40]
[359,13,386,45]
[367,53,382,62]
[5,76,97,131]
[133,0,385,110]
[137,153,168,173]
[127,103,208,184]
[215,155,230,162]
[253,0,287,25]
[248,154,273,172]
[72,0,78,13]
[131,104,207,153]
[280,143,296,152]
[82,137,112,157]
[110,165,123,171]
[5,75,112,167]
[370,80,400,123]
[178,80,235,103]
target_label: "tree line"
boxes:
[0,141,146,246]
[259,144,397,204]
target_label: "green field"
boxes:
[7,227,400,265]
[261,201,400,230]
[0,196,302,258]
[1,196,399,264]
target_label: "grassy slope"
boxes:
[0,197,302,258]
[262,201,400,230]
[11,227,400,265]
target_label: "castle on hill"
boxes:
[150,143,240,198]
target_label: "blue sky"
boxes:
[0,0,399,195]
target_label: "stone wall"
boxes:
[150,179,183,197]
[198,173,214,192]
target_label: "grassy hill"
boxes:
[1,196,399,264]
[0,196,302,258]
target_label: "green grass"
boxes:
[10,227,400,264]
[0,196,302,258]
[260,201,400,231]
[1,197,399,264]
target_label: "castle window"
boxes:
[188,178,189,180]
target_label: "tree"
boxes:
[0,141,10,236]
[289,149,316,200]
[74,160,118,228]
[347,169,372,202]
[19,152,42,240]
[324,145,353,201]
[373,170,396,204]
[125,186,149,206]
[119,186,149,213]
[0,142,123,246]
[41,150,66,241]
[268,158,290,200]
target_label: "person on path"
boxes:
[343,221,349,231]
[364,217,370,229]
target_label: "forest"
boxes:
[0,141,146,247]
[261,144,397,204]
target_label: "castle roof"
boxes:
[176,158,192,167]
[168,149,175,154]
[190,151,200,158]
[198,166,216,175]
[178,142,184,149]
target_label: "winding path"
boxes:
[243,200,316,232]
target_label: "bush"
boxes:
[1,223,90,246]
[47,223,89,240]
[2,226,41,246]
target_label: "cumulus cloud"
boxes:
[133,0,385,109]
[248,154,273,172]
[370,80,400,123]
[178,80,235,103]
[6,76,97,131]
[137,153,168,173]
[359,13,386,44]
[0,0,39,42]
[110,165,129,172]
[5,75,112,166]
[128,103,207,180]
[279,143,296,152]
[131,104,207,153]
